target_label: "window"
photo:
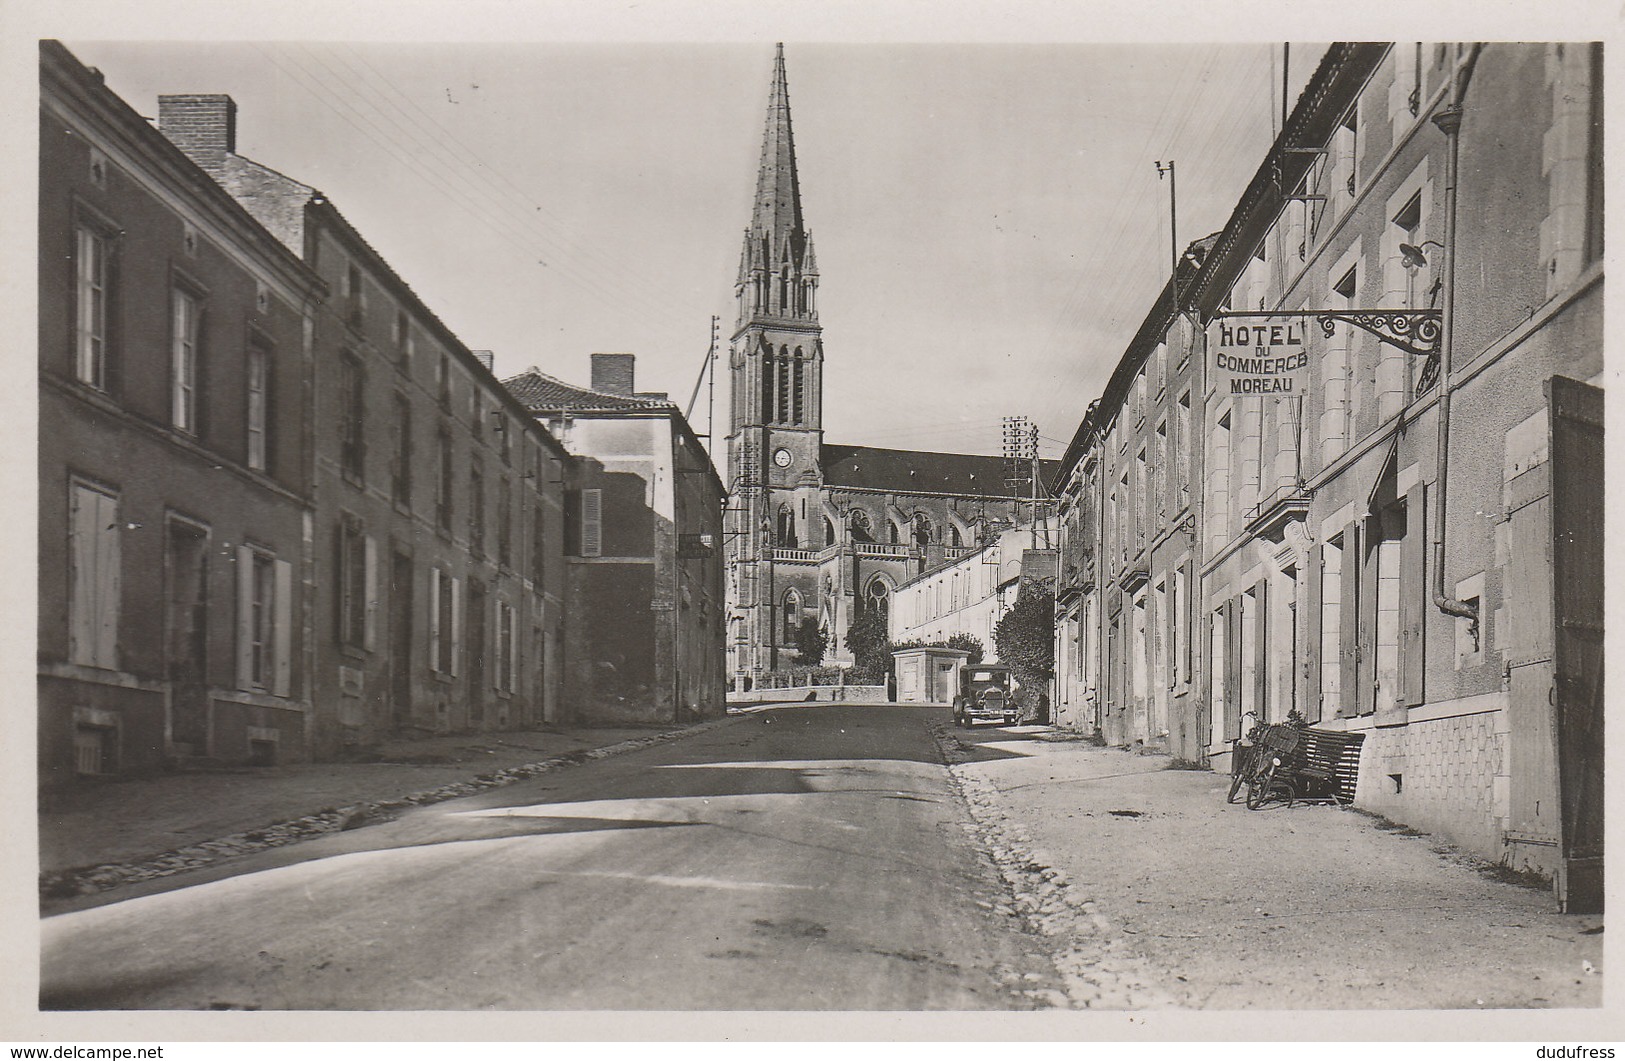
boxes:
[1393,192,1424,308]
[533,504,546,583]
[75,225,109,389]
[335,516,373,649]
[495,600,517,693]
[68,482,120,669]
[392,394,412,505]
[246,346,269,472]
[340,352,365,480]
[345,262,364,327]
[436,426,454,532]
[497,477,512,567]
[393,308,409,358]
[580,488,602,558]
[428,566,460,676]
[437,352,451,409]
[236,546,291,694]
[783,590,801,642]
[776,504,796,548]
[1320,534,1344,714]
[170,287,201,433]
[469,460,485,556]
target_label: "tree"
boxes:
[943,632,985,665]
[845,607,892,680]
[994,581,1055,721]
[793,618,828,666]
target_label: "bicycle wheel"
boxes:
[1245,761,1277,810]
[1226,747,1250,804]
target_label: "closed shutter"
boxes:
[1223,599,1241,739]
[428,570,441,673]
[1254,579,1270,720]
[450,576,462,677]
[236,544,254,689]
[272,559,292,697]
[581,488,603,558]
[1401,483,1427,706]
[1339,521,1361,717]
[1305,542,1324,723]
[92,490,120,667]
[363,535,379,651]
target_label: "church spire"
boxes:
[738,43,817,324]
[752,43,804,248]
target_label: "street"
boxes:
[41,706,1058,1010]
[40,703,1603,1012]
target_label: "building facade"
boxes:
[1052,42,1603,908]
[39,42,322,784]
[153,91,575,758]
[507,355,726,724]
[724,45,1048,684]
[890,524,1043,662]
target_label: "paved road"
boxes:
[41,705,1058,1011]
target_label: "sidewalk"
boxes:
[939,721,1605,1011]
[39,717,737,901]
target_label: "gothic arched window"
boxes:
[777,346,792,423]
[824,516,836,547]
[912,513,933,547]
[792,348,805,425]
[849,509,873,543]
[776,503,797,548]
[783,589,802,642]
[888,521,900,545]
[951,524,963,548]
[760,341,774,424]
[866,577,891,617]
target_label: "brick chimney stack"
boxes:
[158,94,237,175]
[471,350,495,373]
[591,353,635,396]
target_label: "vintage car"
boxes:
[952,664,1016,727]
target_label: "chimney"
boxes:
[471,350,495,373]
[591,353,635,396]
[158,94,237,174]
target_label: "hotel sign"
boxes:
[1209,318,1311,396]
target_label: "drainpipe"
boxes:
[1429,43,1485,630]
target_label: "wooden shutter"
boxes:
[581,488,603,557]
[272,559,292,697]
[363,535,379,651]
[1223,599,1241,739]
[427,570,441,673]
[1401,483,1427,706]
[1339,521,1361,717]
[236,544,255,689]
[450,575,463,677]
[1304,542,1324,722]
[1254,579,1270,720]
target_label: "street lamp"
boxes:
[1399,239,1445,269]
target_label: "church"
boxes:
[724,46,1051,684]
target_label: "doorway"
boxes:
[164,519,209,754]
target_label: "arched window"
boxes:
[792,348,805,424]
[783,589,802,642]
[951,524,963,548]
[776,503,796,548]
[824,516,835,547]
[866,577,891,617]
[849,509,873,543]
[888,521,900,545]
[760,342,774,424]
[777,346,792,423]
[912,513,933,547]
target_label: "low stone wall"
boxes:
[729,684,890,704]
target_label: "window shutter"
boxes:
[1223,600,1241,740]
[493,598,504,692]
[68,488,95,664]
[92,490,120,668]
[1339,521,1361,718]
[450,576,463,677]
[428,571,441,673]
[1401,483,1427,706]
[581,488,603,557]
[236,544,254,689]
[1253,579,1270,721]
[1305,542,1323,723]
[273,559,293,697]
[363,535,379,651]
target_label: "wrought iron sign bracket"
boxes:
[1213,308,1441,360]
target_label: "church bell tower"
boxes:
[726,43,824,680]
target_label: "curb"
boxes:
[41,715,741,902]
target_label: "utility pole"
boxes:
[1155,160,1177,302]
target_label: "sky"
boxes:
[58,35,1330,466]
